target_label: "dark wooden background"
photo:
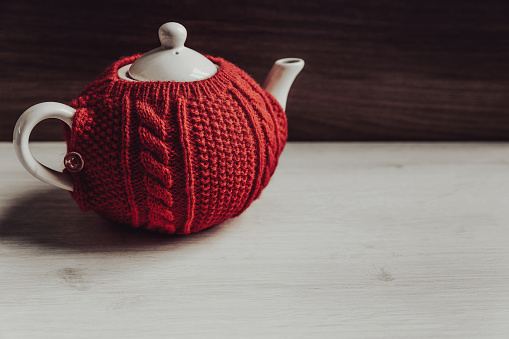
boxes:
[1,0,509,141]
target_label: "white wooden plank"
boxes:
[1,142,509,338]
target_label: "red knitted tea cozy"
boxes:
[64,54,287,234]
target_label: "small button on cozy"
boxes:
[64,152,84,172]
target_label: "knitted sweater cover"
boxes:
[64,55,287,234]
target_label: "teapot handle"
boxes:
[13,102,76,191]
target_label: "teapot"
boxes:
[13,22,304,234]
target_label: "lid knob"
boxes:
[159,22,187,49]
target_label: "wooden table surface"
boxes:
[1,142,509,338]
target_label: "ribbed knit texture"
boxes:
[64,54,287,234]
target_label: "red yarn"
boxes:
[64,55,287,234]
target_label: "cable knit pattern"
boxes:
[64,54,287,234]
[137,98,176,233]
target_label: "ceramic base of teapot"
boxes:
[118,64,136,81]
[117,62,219,82]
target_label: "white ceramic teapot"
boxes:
[13,22,304,234]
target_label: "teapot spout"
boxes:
[262,58,304,111]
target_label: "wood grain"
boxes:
[1,142,509,337]
[1,0,509,141]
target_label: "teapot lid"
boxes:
[121,22,218,82]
